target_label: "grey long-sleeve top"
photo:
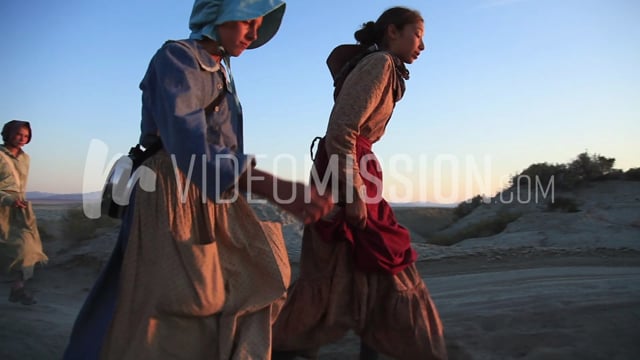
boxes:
[324,51,403,193]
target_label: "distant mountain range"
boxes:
[26,191,455,207]
[390,201,456,208]
[26,191,102,201]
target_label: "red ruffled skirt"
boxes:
[272,136,447,359]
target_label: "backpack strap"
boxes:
[164,39,228,113]
[204,80,228,114]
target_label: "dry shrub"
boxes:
[430,212,521,246]
[547,196,580,213]
[625,167,640,181]
[36,221,55,242]
[453,195,486,220]
[62,207,120,242]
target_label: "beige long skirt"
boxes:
[0,199,48,280]
[273,225,448,360]
[100,151,290,360]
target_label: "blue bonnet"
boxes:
[189,0,286,49]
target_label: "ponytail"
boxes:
[354,21,379,47]
[353,7,423,47]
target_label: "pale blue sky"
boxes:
[1,0,638,203]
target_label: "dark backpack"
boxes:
[326,44,409,101]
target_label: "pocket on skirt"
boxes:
[156,241,226,316]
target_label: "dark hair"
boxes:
[2,120,32,144]
[354,7,423,47]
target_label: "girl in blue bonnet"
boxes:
[64,0,331,359]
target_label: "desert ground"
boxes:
[1,180,639,359]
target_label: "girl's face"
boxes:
[217,17,264,56]
[387,21,425,64]
[7,126,30,149]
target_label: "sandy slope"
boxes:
[2,248,638,359]
[429,263,640,360]
[1,181,639,359]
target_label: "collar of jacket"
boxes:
[164,39,221,73]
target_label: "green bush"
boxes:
[568,152,615,182]
[600,169,624,181]
[512,162,566,190]
[507,152,619,191]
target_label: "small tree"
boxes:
[568,152,615,182]
[512,162,566,189]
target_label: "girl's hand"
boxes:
[344,195,367,230]
[13,199,28,209]
[240,168,334,224]
[301,184,334,224]
[276,182,334,224]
